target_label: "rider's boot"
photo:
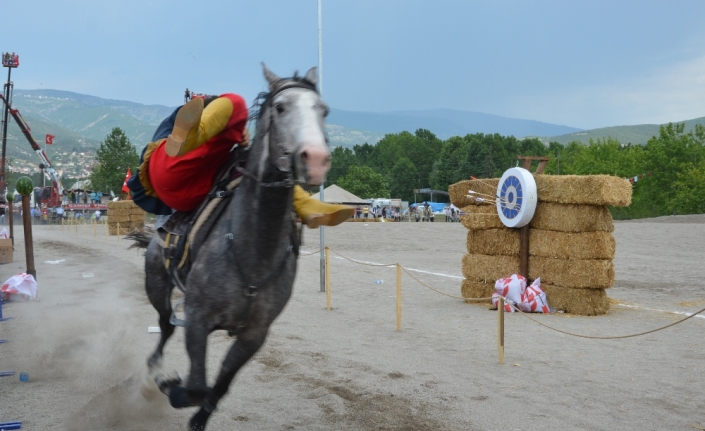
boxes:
[165,96,248,157]
[293,185,354,228]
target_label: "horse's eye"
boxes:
[276,104,285,114]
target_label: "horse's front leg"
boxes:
[163,319,211,408]
[188,331,267,431]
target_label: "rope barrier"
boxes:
[317,246,704,339]
[328,249,397,268]
[400,266,493,301]
[299,248,324,256]
[507,301,705,339]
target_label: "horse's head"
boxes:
[259,63,330,190]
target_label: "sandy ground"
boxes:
[0,216,704,431]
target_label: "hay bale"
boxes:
[460,279,494,304]
[108,221,135,228]
[530,230,615,260]
[534,175,632,207]
[449,178,499,208]
[107,200,135,209]
[107,215,130,223]
[461,202,613,232]
[107,208,131,217]
[542,284,610,315]
[529,256,614,289]
[460,213,505,231]
[531,202,614,233]
[467,229,519,256]
[129,214,145,222]
[131,207,146,215]
[462,254,519,283]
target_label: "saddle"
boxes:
[156,150,243,310]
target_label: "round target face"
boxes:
[496,168,537,228]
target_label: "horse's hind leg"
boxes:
[188,334,267,431]
[144,242,176,372]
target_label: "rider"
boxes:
[128,95,353,228]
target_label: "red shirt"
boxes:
[149,93,248,212]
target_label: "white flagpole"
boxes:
[318,0,326,293]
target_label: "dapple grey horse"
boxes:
[132,65,330,430]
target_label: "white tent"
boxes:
[310,184,368,205]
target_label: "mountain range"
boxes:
[3,89,705,177]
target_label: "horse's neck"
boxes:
[229,157,294,262]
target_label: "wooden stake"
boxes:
[61,217,63,232]
[325,247,331,310]
[117,223,120,244]
[93,220,96,238]
[497,297,505,364]
[519,225,529,279]
[396,263,402,332]
[20,196,36,280]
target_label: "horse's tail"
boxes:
[126,227,154,250]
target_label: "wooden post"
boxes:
[75,217,78,235]
[117,223,120,244]
[8,203,13,246]
[20,196,36,280]
[396,263,402,331]
[519,225,529,279]
[61,217,63,232]
[497,297,505,364]
[93,220,96,239]
[324,247,331,310]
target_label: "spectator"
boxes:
[185,88,191,103]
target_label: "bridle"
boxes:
[237,79,320,188]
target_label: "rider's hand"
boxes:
[240,129,250,148]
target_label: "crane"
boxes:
[0,94,65,207]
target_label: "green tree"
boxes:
[90,128,139,193]
[337,165,390,199]
[388,157,417,201]
[328,146,358,185]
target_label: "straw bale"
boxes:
[462,253,519,283]
[449,178,499,208]
[534,175,632,207]
[460,213,505,231]
[107,208,131,217]
[531,202,614,233]
[131,207,146,215]
[107,215,130,223]
[107,200,135,209]
[466,229,519,256]
[530,230,615,260]
[529,256,614,289]
[542,284,610,316]
[460,279,494,304]
[129,214,145,222]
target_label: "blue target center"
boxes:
[508,192,514,203]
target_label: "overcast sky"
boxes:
[3,0,705,129]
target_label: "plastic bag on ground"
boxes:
[0,228,8,239]
[492,274,550,313]
[1,273,38,301]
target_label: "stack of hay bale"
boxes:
[107,200,146,235]
[450,175,631,315]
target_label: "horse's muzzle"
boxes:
[295,145,331,189]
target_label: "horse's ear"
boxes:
[304,67,318,87]
[261,62,281,91]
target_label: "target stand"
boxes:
[496,167,538,278]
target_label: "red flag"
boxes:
[122,168,132,193]
[45,134,55,145]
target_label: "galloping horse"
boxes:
[132,65,330,430]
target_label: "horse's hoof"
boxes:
[140,371,161,400]
[155,370,182,394]
[188,408,211,431]
[147,355,164,373]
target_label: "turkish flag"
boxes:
[122,168,132,193]
[45,134,55,145]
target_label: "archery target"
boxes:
[496,167,537,228]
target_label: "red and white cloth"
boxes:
[492,274,550,313]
